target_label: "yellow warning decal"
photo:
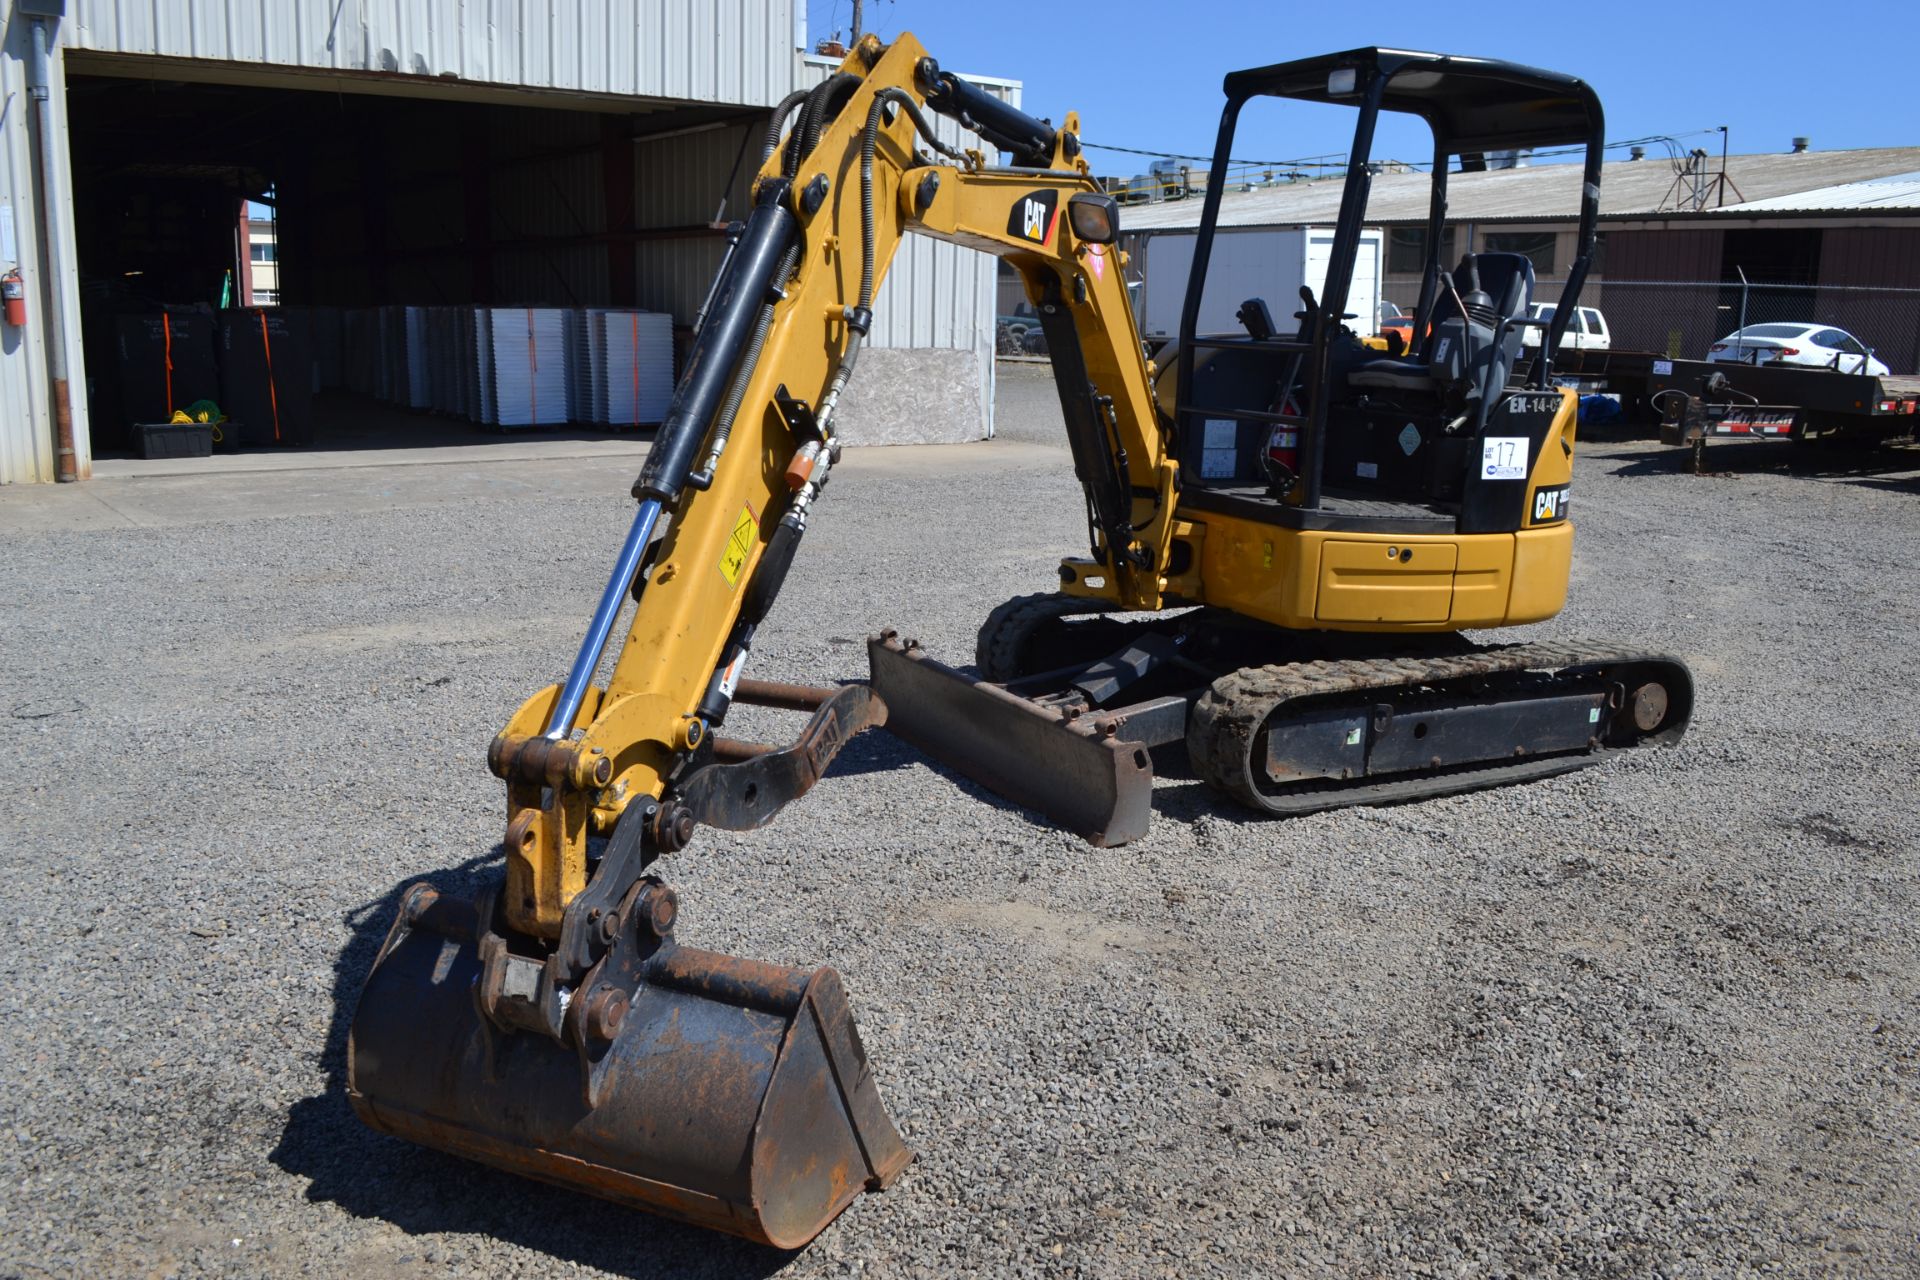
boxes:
[719,505,757,587]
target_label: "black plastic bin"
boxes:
[132,422,214,459]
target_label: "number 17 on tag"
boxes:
[1481,437,1529,480]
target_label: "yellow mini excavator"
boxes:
[350,36,1691,1248]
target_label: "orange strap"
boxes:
[527,307,538,425]
[162,313,175,417]
[256,310,281,443]
[629,312,640,427]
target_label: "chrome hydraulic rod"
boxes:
[543,499,664,739]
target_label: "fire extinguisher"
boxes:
[2,270,24,328]
[1265,423,1299,477]
[1264,390,1303,497]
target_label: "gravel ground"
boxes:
[3,365,1918,1278]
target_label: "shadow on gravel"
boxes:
[824,720,972,780]
[270,852,794,1280]
[827,725,1066,828]
[1600,441,1920,481]
[1834,471,1920,495]
[1570,419,1663,445]
[830,721,1253,835]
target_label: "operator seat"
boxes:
[1434,252,1535,400]
[1346,251,1536,412]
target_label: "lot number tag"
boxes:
[1480,437,1529,480]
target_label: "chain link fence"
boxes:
[1532,278,1920,374]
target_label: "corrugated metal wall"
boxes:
[486,109,611,306]
[67,0,797,108]
[1601,227,1724,281]
[632,120,758,318]
[0,16,90,484]
[1818,226,1920,287]
[628,63,1014,345]
[1815,227,1920,373]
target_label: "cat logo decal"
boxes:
[1007,190,1059,246]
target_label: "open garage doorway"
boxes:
[61,63,764,463]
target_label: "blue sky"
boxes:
[805,1,1911,173]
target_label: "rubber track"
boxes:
[974,592,1116,681]
[1187,639,1681,816]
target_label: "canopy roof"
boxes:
[1223,48,1602,154]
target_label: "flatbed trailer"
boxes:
[1518,348,1920,467]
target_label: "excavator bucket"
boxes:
[348,882,910,1249]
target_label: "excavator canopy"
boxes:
[1222,47,1603,154]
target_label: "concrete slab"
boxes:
[832,349,988,445]
[0,437,1066,534]
[91,435,651,481]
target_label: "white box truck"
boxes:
[1135,226,1384,342]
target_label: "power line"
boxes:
[1081,128,1724,174]
[1082,140,1344,169]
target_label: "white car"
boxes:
[1519,302,1611,350]
[1707,323,1889,376]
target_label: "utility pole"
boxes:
[851,0,864,41]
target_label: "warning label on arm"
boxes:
[719,506,757,587]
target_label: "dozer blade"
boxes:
[867,631,1154,846]
[348,881,909,1249]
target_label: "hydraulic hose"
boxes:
[812,89,969,433]
[814,91,893,434]
[690,68,1030,731]
[784,74,860,178]
[691,241,801,486]
[714,79,961,468]
[683,75,866,484]
[762,89,811,169]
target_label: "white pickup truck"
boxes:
[1519,301,1611,351]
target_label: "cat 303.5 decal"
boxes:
[1531,483,1570,525]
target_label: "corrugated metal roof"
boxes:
[1119,147,1920,232]
[67,0,803,108]
[1705,172,1920,214]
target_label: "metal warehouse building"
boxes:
[1120,146,1920,369]
[0,1,1014,483]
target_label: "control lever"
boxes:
[1292,283,1318,323]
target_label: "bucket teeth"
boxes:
[348,881,909,1248]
